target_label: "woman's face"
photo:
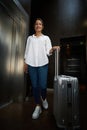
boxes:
[34,20,43,33]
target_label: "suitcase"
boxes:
[53,49,80,130]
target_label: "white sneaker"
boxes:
[32,106,42,119]
[42,99,48,109]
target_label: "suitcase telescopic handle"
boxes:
[54,48,59,80]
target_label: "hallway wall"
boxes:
[0,0,29,107]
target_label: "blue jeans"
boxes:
[28,64,48,104]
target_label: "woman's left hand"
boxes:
[52,46,60,51]
[49,46,60,54]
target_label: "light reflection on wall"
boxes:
[59,0,81,18]
[65,0,80,18]
[4,19,26,75]
[58,0,82,29]
[6,57,23,75]
[83,20,87,27]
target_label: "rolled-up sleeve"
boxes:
[45,36,52,56]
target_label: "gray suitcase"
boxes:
[53,49,80,130]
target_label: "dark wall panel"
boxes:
[31,0,87,42]
[31,0,87,88]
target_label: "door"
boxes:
[60,36,86,84]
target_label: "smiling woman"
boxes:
[24,18,60,119]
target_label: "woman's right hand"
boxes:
[24,63,28,73]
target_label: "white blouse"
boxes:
[24,34,52,67]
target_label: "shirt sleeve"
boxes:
[24,36,30,60]
[45,36,52,56]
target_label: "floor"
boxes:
[0,86,87,130]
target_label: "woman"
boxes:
[24,18,60,119]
